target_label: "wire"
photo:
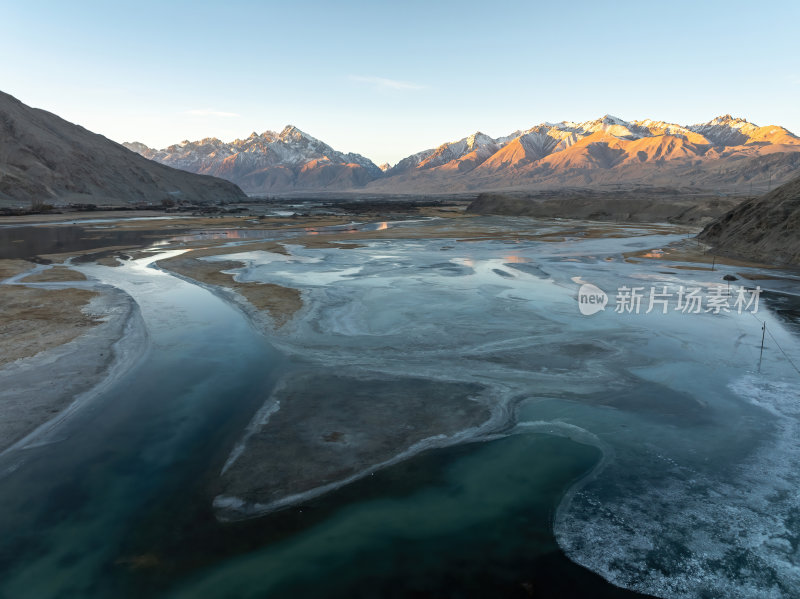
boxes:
[750,311,800,376]
[765,327,800,376]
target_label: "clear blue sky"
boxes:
[2,0,798,165]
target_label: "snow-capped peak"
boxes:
[574,115,640,139]
[123,125,381,181]
[465,131,495,149]
[688,115,761,145]
[600,114,626,125]
[279,124,314,141]
[707,114,749,127]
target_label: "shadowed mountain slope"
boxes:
[0,91,246,207]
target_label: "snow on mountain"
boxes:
[688,115,761,146]
[568,115,642,139]
[388,114,800,179]
[688,115,800,147]
[416,132,499,170]
[386,149,437,174]
[125,126,382,193]
[630,119,712,144]
[126,114,800,194]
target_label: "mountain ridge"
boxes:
[126,125,381,195]
[125,114,800,195]
[0,90,246,207]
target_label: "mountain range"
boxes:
[126,126,381,196]
[0,91,245,207]
[126,115,800,195]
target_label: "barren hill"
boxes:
[0,91,246,207]
[699,173,800,265]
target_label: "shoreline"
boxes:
[148,220,630,521]
[0,282,148,459]
[152,244,515,521]
[212,372,512,521]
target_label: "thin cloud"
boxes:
[350,75,425,91]
[184,109,240,118]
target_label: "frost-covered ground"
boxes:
[210,217,800,598]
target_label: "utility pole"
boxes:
[759,322,766,372]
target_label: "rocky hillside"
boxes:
[128,114,800,196]
[699,173,800,265]
[367,115,800,194]
[125,127,381,195]
[0,91,246,207]
[467,188,743,225]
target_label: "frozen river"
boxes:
[201,218,800,597]
[1,216,799,598]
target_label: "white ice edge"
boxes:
[0,285,150,462]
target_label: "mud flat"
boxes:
[0,285,101,366]
[213,371,493,520]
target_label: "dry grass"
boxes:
[0,210,166,225]
[0,287,101,366]
[0,259,34,280]
[20,266,87,282]
[736,272,798,281]
[98,214,353,232]
[158,255,302,328]
[39,245,142,265]
[417,205,472,218]
[623,239,778,269]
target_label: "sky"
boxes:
[2,0,799,166]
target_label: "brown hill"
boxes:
[467,188,743,226]
[0,91,246,207]
[699,173,800,265]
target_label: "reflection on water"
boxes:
[0,226,180,259]
[0,216,433,261]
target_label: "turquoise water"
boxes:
[159,434,638,599]
[1,217,799,598]
[214,218,800,597]
[0,254,286,598]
